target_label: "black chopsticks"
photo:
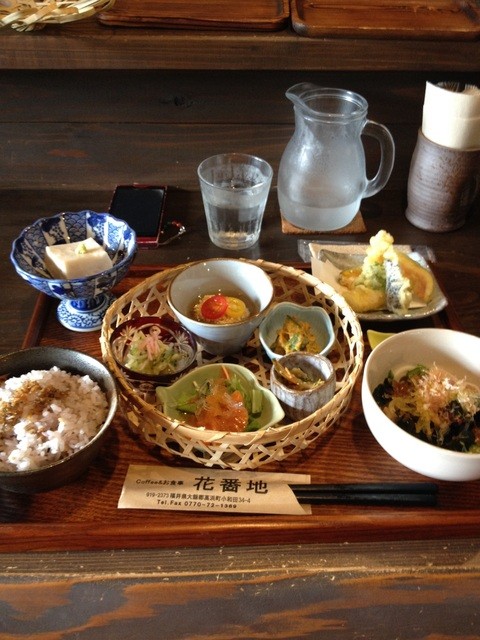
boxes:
[290,482,438,507]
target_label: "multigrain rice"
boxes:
[0,367,109,472]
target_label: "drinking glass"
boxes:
[198,153,273,250]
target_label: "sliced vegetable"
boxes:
[250,389,263,416]
[273,359,325,390]
[174,366,263,432]
[194,294,251,324]
[123,326,193,376]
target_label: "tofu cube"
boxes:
[45,238,113,279]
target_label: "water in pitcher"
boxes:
[277,84,395,232]
[278,187,361,232]
[277,124,366,231]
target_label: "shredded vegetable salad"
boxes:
[123,326,194,376]
[373,363,480,452]
[174,365,263,432]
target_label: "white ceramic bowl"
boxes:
[167,259,274,355]
[259,301,335,361]
[270,352,335,421]
[362,328,480,481]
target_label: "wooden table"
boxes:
[2,12,480,637]
[2,185,480,638]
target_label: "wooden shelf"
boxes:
[1,17,480,71]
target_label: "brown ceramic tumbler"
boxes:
[405,130,480,232]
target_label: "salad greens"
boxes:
[175,366,263,432]
[124,327,193,376]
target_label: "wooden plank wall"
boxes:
[0,69,477,193]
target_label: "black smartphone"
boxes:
[109,184,168,248]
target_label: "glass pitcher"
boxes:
[277,84,395,231]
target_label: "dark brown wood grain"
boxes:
[1,18,479,71]
[291,0,480,39]
[97,0,289,30]
[0,540,479,639]
[1,67,477,196]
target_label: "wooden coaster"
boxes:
[280,211,367,235]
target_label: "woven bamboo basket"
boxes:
[100,259,364,471]
[0,0,115,31]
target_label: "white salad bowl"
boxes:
[362,328,480,481]
[167,258,274,355]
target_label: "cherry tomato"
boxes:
[200,294,228,320]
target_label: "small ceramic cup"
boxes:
[405,129,480,232]
[269,352,335,422]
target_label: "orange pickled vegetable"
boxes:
[194,379,249,431]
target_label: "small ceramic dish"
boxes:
[110,315,197,385]
[259,301,335,361]
[270,352,336,421]
[167,258,274,355]
[156,363,284,433]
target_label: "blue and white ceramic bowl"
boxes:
[11,210,137,332]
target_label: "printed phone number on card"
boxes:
[146,491,252,508]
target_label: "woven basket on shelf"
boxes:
[0,0,115,31]
[100,259,364,471]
